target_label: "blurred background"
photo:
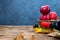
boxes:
[0,0,60,25]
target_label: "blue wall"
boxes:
[0,0,60,25]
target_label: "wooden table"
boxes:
[0,26,59,40]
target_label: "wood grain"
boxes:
[0,26,59,40]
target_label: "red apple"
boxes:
[40,5,50,15]
[40,15,46,20]
[41,22,50,28]
[40,15,50,20]
[49,12,57,20]
[45,15,50,20]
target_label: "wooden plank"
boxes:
[0,26,59,40]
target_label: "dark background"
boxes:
[0,0,60,25]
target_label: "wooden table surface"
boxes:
[0,26,59,40]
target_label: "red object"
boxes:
[40,15,50,20]
[41,22,50,28]
[45,15,50,20]
[40,5,50,15]
[49,12,57,20]
[40,15,46,20]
